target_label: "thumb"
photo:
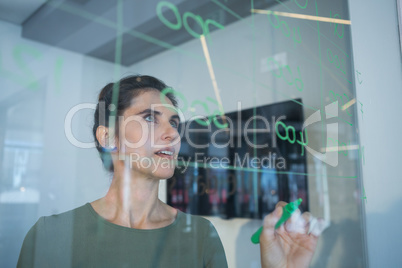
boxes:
[261,206,283,240]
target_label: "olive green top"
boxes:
[17,203,228,268]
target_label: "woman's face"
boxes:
[116,90,181,180]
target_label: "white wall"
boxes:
[0,20,127,216]
[0,19,137,266]
[349,0,402,267]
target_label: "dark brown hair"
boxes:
[93,75,178,172]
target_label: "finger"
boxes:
[275,201,288,209]
[309,218,327,237]
[301,211,313,221]
[301,212,313,234]
[307,217,317,235]
[261,206,283,239]
[285,209,305,233]
[273,202,287,231]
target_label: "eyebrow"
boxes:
[136,108,180,121]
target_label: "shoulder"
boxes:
[22,203,87,232]
[177,213,227,267]
[177,210,213,228]
[41,204,89,228]
[17,204,89,267]
[176,210,220,238]
[47,203,88,219]
[38,203,90,233]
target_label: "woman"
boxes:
[17,75,324,267]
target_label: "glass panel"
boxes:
[0,0,366,267]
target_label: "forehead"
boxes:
[125,90,177,114]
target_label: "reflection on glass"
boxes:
[167,99,308,219]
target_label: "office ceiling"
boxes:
[0,0,48,25]
[2,0,275,66]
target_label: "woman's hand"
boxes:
[259,201,326,268]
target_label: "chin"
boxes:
[153,168,175,180]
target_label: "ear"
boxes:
[96,126,115,148]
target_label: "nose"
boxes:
[161,121,179,142]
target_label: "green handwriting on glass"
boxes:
[268,13,302,48]
[356,70,363,84]
[289,0,308,9]
[12,45,42,90]
[327,137,348,156]
[0,43,64,92]
[156,1,224,39]
[329,11,344,39]
[275,120,308,156]
[327,48,347,75]
[361,186,367,202]
[329,90,352,116]
[267,57,304,91]
[160,87,228,129]
[327,138,364,163]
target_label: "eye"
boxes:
[170,120,179,128]
[144,114,156,122]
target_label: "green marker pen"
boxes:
[251,198,303,244]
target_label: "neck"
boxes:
[93,161,174,229]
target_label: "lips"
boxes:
[154,147,175,159]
